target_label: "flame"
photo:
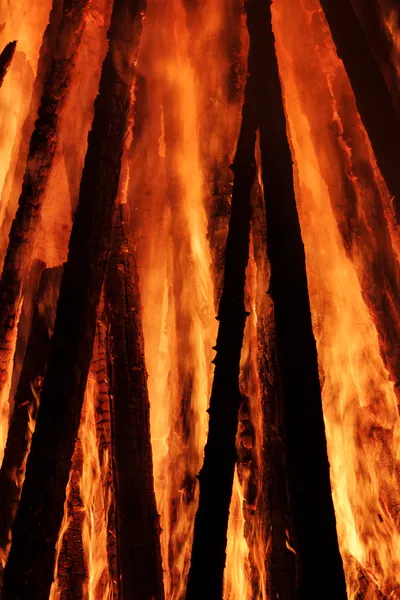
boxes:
[51,376,112,600]
[380,0,400,81]
[130,0,251,597]
[273,0,400,596]
[0,0,52,258]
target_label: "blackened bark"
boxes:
[320,0,400,220]
[251,183,297,600]
[248,1,347,598]
[0,0,63,255]
[91,312,118,598]
[0,42,16,88]
[0,267,62,565]
[351,0,400,119]
[1,1,146,597]
[8,259,46,403]
[105,203,164,600]
[0,0,91,394]
[185,50,257,600]
[54,441,86,600]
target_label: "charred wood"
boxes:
[280,1,400,407]
[0,266,62,570]
[0,0,91,395]
[319,0,400,220]
[92,311,118,598]
[0,0,63,258]
[8,259,46,404]
[248,0,347,597]
[250,183,297,599]
[351,0,400,119]
[53,440,86,600]
[1,1,146,597]
[54,305,117,600]
[0,42,16,89]
[105,203,164,600]
[185,40,257,600]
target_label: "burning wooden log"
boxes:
[0,0,63,260]
[185,32,257,599]
[250,183,298,599]
[0,0,91,399]
[319,0,400,221]
[7,259,46,407]
[52,304,117,600]
[0,42,16,89]
[351,0,400,119]
[1,0,146,597]
[105,202,164,600]
[248,0,347,597]
[0,266,62,569]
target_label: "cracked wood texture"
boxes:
[1,0,146,596]
[319,0,400,221]
[0,42,16,88]
[0,0,64,260]
[0,0,91,398]
[276,0,400,403]
[105,203,164,600]
[248,1,346,598]
[250,184,297,599]
[0,266,62,571]
[54,307,117,599]
[351,0,400,120]
[185,45,257,600]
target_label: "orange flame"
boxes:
[273,0,400,596]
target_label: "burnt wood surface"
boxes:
[248,1,347,598]
[0,0,91,397]
[0,0,63,255]
[351,0,400,119]
[7,259,46,406]
[105,203,164,600]
[320,0,400,220]
[185,39,257,600]
[251,185,298,600]
[0,42,16,88]
[0,266,62,569]
[1,0,146,597]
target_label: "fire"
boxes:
[3,0,400,597]
[273,0,400,596]
[50,376,112,600]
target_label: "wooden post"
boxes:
[0,42,17,88]
[105,203,164,600]
[185,42,257,600]
[320,0,400,220]
[1,1,146,597]
[248,1,347,598]
[0,0,91,398]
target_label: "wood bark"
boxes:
[54,306,117,600]
[54,440,86,600]
[250,183,297,600]
[1,1,146,597]
[8,259,46,404]
[105,203,164,600]
[247,1,347,598]
[91,312,118,599]
[0,266,62,565]
[277,0,400,406]
[185,46,257,600]
[319,0,400,220]
[0,0,63,258]
[351,0,400,119]
[0,0,90,394]
[0,42,16,89]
